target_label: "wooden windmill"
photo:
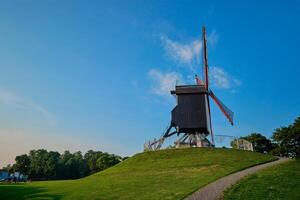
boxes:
[145,27,234,150]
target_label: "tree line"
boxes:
[232,116,300,158]
[1,150,127,180]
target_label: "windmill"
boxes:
[144,26,234,150]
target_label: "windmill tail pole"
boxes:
[202,26,209,90]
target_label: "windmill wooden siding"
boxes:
[171,85,211,134]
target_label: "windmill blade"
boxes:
[201,27,214,144]
[195,75,204,85]
[196,72,214,144]
[209,90,234,125]
[207,94,215,145]
[202,26,209,89]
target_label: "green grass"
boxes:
[223,160,300,200]
[0,148,276,200]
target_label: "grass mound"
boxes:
[0,148,276,200]
[223,160,300,200]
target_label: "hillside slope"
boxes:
[223,160,300,200]
[0,148,276,200]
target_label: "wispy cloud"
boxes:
[209,67,241,89]
[148,69,184,96]
[233,79,242,86]
[207,30,219,47]
[0,88,55,124]
[160,30,218,69]
[148,29,240,97]
[160,35,201,68]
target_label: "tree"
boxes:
[84,150,104,173]
[241,133,273,153]
[71,151,88,178]
[44,151,60,179]
[231,133,274,153]
[15,154,30,175]
[272,117,300,158]
[28,149,49,180]
[96,153,121,171]
[59,151,88,179]
[27,149,61,180]
[3,148,124,181]
[59,150,74,179]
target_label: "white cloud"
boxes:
[209,67,230,89]
[153,30,241,93]
[0,88,55,124]
[160,35,201,67]
[207,30,219,47]
[209,67,241,89]
[160,30,218,68]
[148,69,183,96]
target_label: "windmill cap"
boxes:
[171,85,208,95]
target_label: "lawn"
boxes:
[223,159,300,200]
[0,148,276,200]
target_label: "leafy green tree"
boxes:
[84,150,98,172]
[272,117,300,158]
[84,150,104,173]
[59,151,88,179]
[28,149,49,180]
[44,151,60,179]
[15,154,30,175]
[230,133,274,153]
[71,151,88,178]
[5,148,124,180]
[241,133,273,153]
[59,150,74,179]
[27,149,61,180]
[96,153,121,171]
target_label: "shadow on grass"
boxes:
[0,184,63,200]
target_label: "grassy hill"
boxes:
[223,160,300,200]
[0,148,276,200]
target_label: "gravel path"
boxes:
[184,158,290,200]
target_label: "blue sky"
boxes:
[0,0,299,166]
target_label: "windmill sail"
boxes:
[195,75,204,85]
[209,90,234,125]
[202,26,209,89]
[201,26,214,145]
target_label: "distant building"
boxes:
[0,170,9,181]
[235,139,254,151]
[9,171,28,182]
